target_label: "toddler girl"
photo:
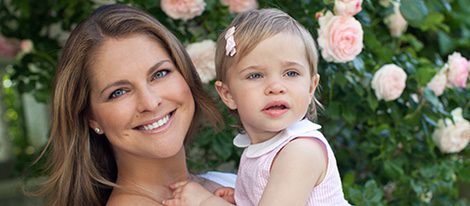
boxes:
[164,8,350,206]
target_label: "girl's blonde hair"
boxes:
[36,4,222,206]
[215,8,321,120]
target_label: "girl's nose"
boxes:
[137,86,162,112]
[264,79,286,95]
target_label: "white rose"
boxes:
[384,2,407,37]
[371,64,407,101]
[186,40,216,83]
[426,67,447,96]
[433,108,470,153]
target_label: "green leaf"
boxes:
[363,180,384,204]
[416,66,437,86]
[438,31,455,54]
[423,88,444,111]
[367,92,379,110]
[400,0,429,27]
[384,160,405,179]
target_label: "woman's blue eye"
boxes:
[247,73,263,79]
[153,70,169,80]
[285,71,299,77]
[109,89,127,99]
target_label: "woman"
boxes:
[37,4,231,206]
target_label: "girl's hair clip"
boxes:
[225,26,236,56]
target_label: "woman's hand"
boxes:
[163,181,213,206]
[163,181,235,206]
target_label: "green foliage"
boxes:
[0,0,469,205]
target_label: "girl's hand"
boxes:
[162,181,213,206]
[214,187,235,204]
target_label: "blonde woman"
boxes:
[37,4,235,206]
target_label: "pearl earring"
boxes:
[94,128,102,134]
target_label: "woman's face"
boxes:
[88,34,195,159]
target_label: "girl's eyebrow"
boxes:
[282,61,306,68]
[239,65,263,74]
[99,59,171,95]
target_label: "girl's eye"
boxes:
[285,70,299,77]
[247,73,263,79]
[152,69,170,80]
[109,89,128,99]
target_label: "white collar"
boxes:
[233,119,321,158]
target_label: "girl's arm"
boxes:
[257,137,327,206]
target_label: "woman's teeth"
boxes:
[142,115,170,130]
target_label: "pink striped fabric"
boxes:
[233,119,350,206]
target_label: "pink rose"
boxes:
[221,0,258,13]
[446,52,469,88]
[426,68,447,96]
[317,11,363,63]
[334,0,362,16]
[371,64,407,101]
[0,35,20,60]
[432,108,470,153]
[161,0,206,21]
[384,2,407,37]
[186,40,216,83]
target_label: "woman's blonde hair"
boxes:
[36,4,222,206]
[215,8,321,120]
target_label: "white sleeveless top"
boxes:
[233,119,350,206]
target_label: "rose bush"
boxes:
[1,0,469,205]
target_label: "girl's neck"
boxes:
[112,147,189,201]
[246,129,283,144]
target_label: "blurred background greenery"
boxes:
[0,0,469,205]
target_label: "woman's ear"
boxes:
[88,115,103,134]
[309,74,320,99]
[214,81,237,110]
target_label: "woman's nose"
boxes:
[137,86,162,112]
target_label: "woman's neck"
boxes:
[112,147,189,202]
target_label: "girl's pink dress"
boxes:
[233,119,350,206]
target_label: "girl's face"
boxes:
[216,32,319,143]
[88,34,195,159]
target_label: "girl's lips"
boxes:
[262,101,290,111]
[262,101,289,118]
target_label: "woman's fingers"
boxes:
[169,180,188,190]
